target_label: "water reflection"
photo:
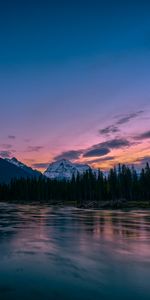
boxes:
[0,203,150,299]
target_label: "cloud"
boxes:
[83,147,110,157]
[99,110,144,137]
[8,135,16,139]
[27,146,44,152]
[133,156,150,167]
[83,138,130,158]
[134,130,150,140]
[32,162,49,169]
[1,144,13,149]
[54,150,82,161]
[99,125,119,135]
[24,158,36,163]
[116,110,144,125]
[86,156,115,164]
[139,156,150,164]
[0,150,12,158]
[53,138,131,161]
[100,138,130,149]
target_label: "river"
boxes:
[0,203,150,299]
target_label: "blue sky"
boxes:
[0,0,150,170]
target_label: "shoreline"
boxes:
[0,199,150,210]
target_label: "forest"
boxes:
[0,163,150,207]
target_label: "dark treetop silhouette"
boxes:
[0,163,150,207]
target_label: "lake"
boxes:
[0,203,150,299]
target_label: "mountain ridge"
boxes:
[0,157,41,184]
[5,157,41,177]
[0,157,98,183]
[44,158,93,180]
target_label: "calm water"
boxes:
[0,203,150,299]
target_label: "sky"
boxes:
[0,0,150,171]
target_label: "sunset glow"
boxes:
[0,1,150,172]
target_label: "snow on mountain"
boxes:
[0,157,41,184]
[6,157,27,169]
[3,157,98,182]
[44,159,91,180]
[5,157,41,177]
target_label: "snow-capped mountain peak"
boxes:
[44,159,91,180]
[6,157,26,169]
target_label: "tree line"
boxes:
[0,163,150,205]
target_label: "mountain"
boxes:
[0,157,41,184]
[0,157,97,183]
[5,157,26,169]
[44,159,91,180]
[5,157,41,177]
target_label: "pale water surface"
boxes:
[0,203,150,299]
